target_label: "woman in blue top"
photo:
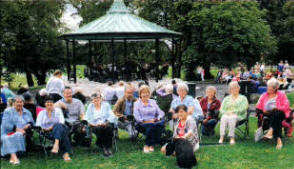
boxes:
[36,96,71,162]
[1,96,34,165]
[86,92,117,157]
[169,83,203,124]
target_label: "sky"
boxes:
[60,3,82,32]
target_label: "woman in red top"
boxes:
[200,86,221,136]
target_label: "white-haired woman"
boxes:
[219,81,248,145]
[256,78,291,149]
[1,96,34,165]
[170,83,203,123]
[85,92,118,157]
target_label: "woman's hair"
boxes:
[206,86,217,95]
[177,83,189,92]
[118,81,124,86]
[175,104,188,113]
[14,95,25,102]
[44,95,54,103]
[139,85,150,98]
[228,81,240,90]
[91,91,104,100]
[267,77,280,90]
[53,70,62,76]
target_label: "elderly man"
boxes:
[55,87,90,146]
[113,83,138,139]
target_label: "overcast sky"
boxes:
[60,3,82,32]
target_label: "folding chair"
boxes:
[282,110,294,137]
[112,125,118,153]
[235,110,250,139]
[89,123,118,154]
[197,110,219,142]
[257,109,293,138]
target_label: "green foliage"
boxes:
[259,0,294,64]
[0,1,66,85]
[188,1,277,68]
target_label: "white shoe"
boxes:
[218,139,223,144]
[230,139,235,145]
[143,146,149,153]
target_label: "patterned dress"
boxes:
[1,107,34,156]
[173,116,199,152]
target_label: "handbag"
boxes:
[255,127,264,142]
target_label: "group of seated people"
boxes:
[0,78,293,165]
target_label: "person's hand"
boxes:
[24,124,31,130]
[55,102,67,109]
[174,135,181,139]
[203,119,208,125]
[172,113,178,119]
[263,110,270,115]
[16,128,25,135]
[143,119,155,124]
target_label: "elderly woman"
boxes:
[161,105,199,154]
[219,81,248,145]
[256,78,291,149]
[36,96,71,161]
[85,92,117,157]
[170,83,203,123]
[134,85,165,153]
[1,95,34,165]
[200,86,221,136]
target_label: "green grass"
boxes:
[1,117,293,169]
[287,92,294,108]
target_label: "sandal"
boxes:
[63,154,72,162]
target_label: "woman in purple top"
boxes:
[134,85,165,153]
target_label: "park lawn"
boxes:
[1,117,293,169]
[287,92,294,108]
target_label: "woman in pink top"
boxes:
[256,78,291,149]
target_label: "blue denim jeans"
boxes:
[202,119,218,136]
[48,123,72,154]
[136,120,165,146]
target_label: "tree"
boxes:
[0,1,65,86]
[187,1,277,72]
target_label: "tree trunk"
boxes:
[25,70,34,87]
[203,63,213,80]
[34,72,46,85]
